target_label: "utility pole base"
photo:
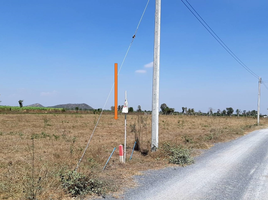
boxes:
[151,145,157,152]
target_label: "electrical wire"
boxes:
[181,0,259,79]
[75,0,151,171]
[262,81,268,90]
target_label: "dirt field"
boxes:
[0,113,267,199]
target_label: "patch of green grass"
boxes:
[52,134,60,140]
[31,132,50,139]
[0,106,63,111]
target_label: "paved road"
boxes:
[113,128,268,200]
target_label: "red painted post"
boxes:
[119,145,124,163]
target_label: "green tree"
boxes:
[18,100,23,108]
[222,109,227,116]
[166,108,175,115]
[226,107,234,116]
[250,110,257,116]
[129,107,134,112]
[160,103,174,115]
[137,105,142,112]
[161,103,168,114]
[118,105,123,111]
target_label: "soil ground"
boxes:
[0,113,267,199]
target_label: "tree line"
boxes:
[111,103,264,117]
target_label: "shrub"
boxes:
[60,170,106,197]
[162,143,194,166]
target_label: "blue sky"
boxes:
[1,0,268,114]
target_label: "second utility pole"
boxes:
[257,77,262,125]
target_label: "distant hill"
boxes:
[49,103,93,110]
[26,103,44,107]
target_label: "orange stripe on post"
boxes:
[114,63,118,120]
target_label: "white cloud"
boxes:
[40,90,57,97]
[135,70,146,74]
[144,62,153,68]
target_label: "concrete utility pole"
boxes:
[151,0,161,151]
[257,77,262,125]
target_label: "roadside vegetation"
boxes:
[0,105,64,112]
[0,110,267,199]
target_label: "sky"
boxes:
[1,0,268,114]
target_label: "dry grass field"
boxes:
[0,113,267,199]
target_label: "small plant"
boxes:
[53,134,60,140]
[87,158,100,169]
[41,132,50,138]
[182,135,193,144]
[22,138,43,200]
[19,132,24,138]
[70,146,73,155]
[204,133,214,141]
[130,123,137,133]
[72,136,76,144]
[31,132,50,139]
[43,117,51,127]
[60,170,106,197]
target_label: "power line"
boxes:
[75,0,151,171]
[181,0,259,79]
[262,81,268,90]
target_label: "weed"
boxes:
[161,143,194,166]
[7,131,16,136]
[22,138,43,200]
[52,134,60,140]
[87,158,100,169]
[204,133,214,141]
[178,120,184,128]
[41,132,50,138]
[130,123,137,133]
[31,132,50,139]
[60,170,106,197]
[72,136,76,144]
[19,132,24,138]
[182,135,193,144]
[70,146,73,155]
[43,118,50,127]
